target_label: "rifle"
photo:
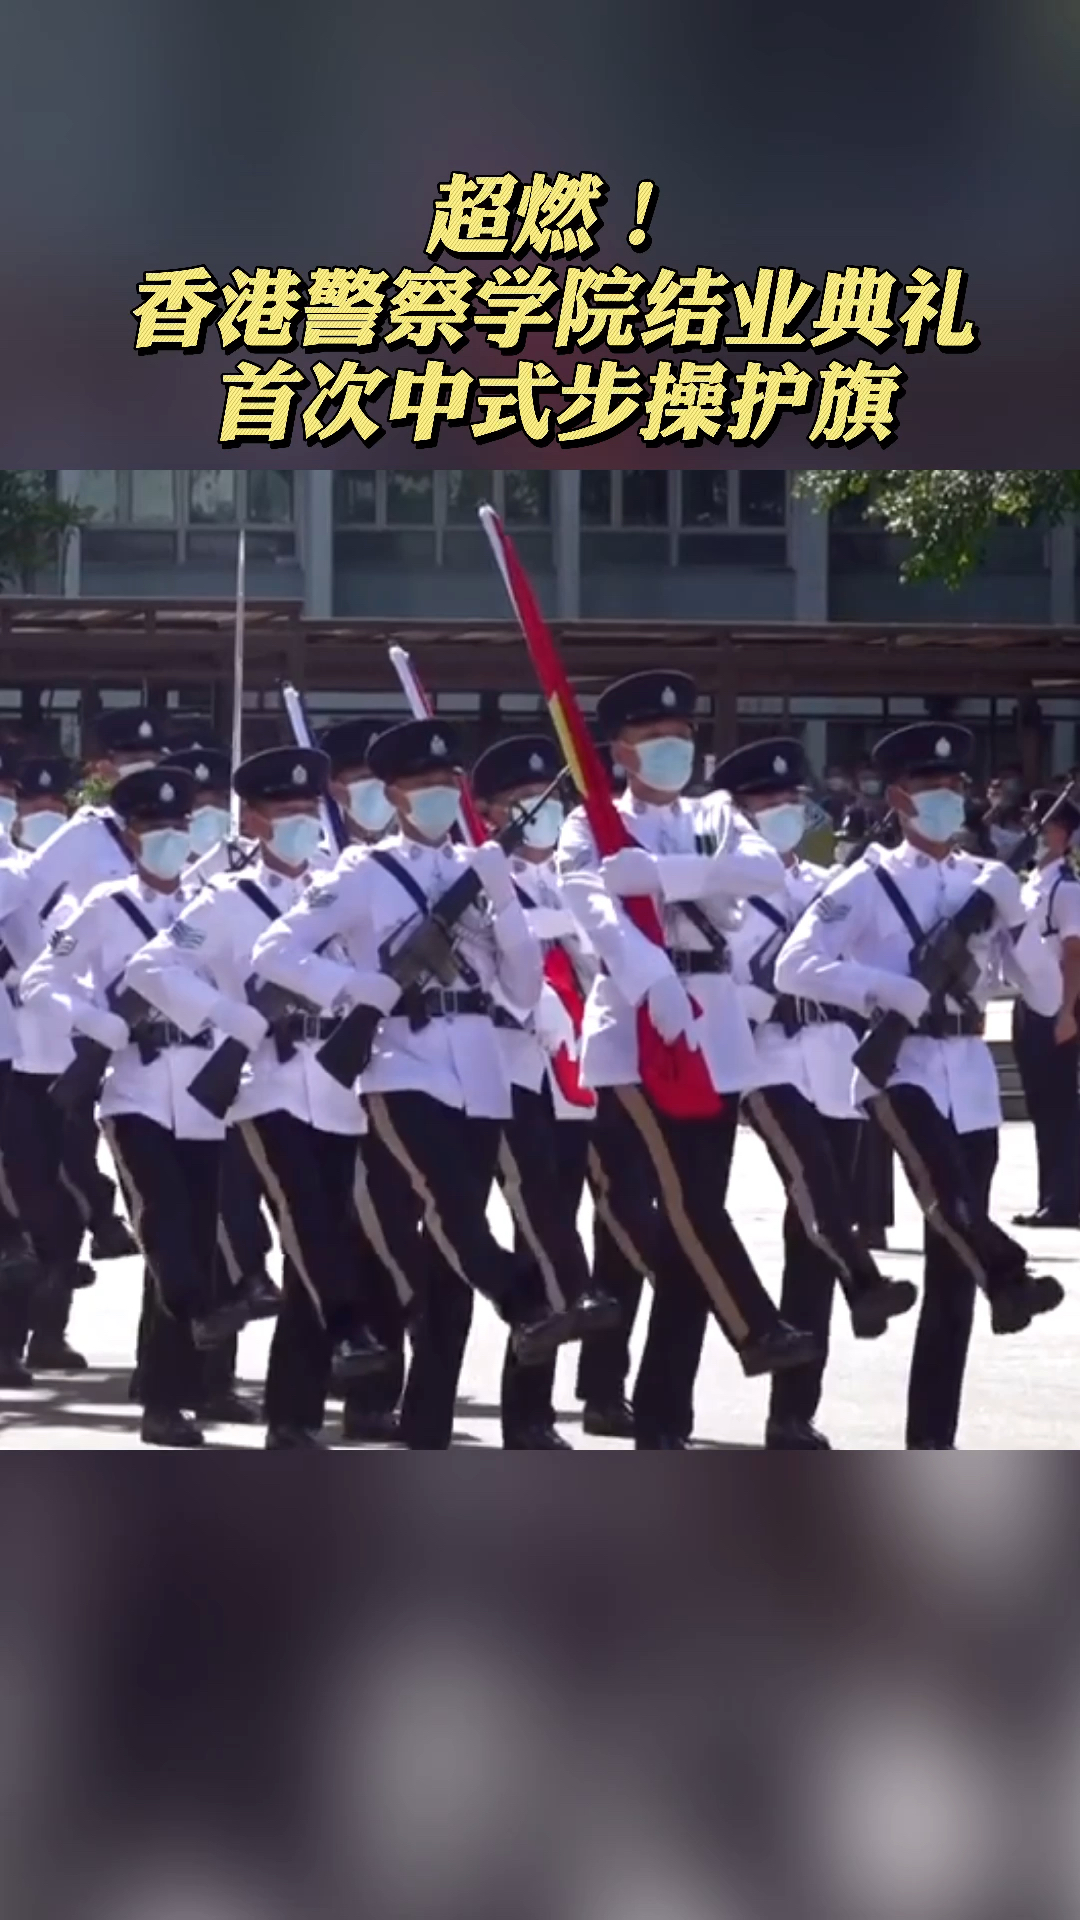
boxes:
[49,980,161,1113]
[315,777,564,1090]
[186,682,348,1119]
[388,642,594,1111]
[851,798,1057,1093]
[478,504,721,1120]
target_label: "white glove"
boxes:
[876,974,932,1027]
[975,863,1024,928]
[533,982,576,1057]
[602,847,662,897]
[343,969,402,1017]
[213,998,269,1051]
[645,974,701,1047]
[471,841,515,911]
[79,1006,130,1052]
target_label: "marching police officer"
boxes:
[1012,788,1080,1228]
[20,765,261,1446]
[717,737,916,1449]
[472,732,617,1448]
[775,722,1065,1449]
[557,670,820,1448]
[252,716,606,1448]
[125,745,393,1448]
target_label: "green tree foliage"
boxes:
[0,473,88,590]
[795,470,1080,588]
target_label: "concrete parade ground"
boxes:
[0,1115,1075,1450]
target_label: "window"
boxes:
[76,473,299,565]
[579,472,787,568]
[386,472,434,524]
[332,472,553,570]
[188,471,237,523]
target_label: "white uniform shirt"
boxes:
[125,857,365,1136]
[1020,857,1080,970]
[250,831,543,1121]
[24,806,133,917]
[728,857,861,1119]
[20,873,226,1141]
[488,851,599,1123]
[0,850,77,1075]
[774,839,1062,1132]
[556,788,786,1095]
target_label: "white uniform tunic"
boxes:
[125,858,366,1136]
[0,851,76,1076]
[250,832,543,1122]
[556,788,786,1095]
[774,839,1062,1132]
[20,873,227,1141]
[24,806,133,916]
[728,856,862,1119]
[491,851,599,1123]
[1020,856,1080,967]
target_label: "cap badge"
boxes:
[160,782,175,803]
[138,721,153,741]
[40,771,52,789]
[528,752,544,774]
[291,764,308,787]
[195,763,209,783]
[431,735,447,757]
[773,755,787,775]
[661,685,677,708]
[934,736,952,759]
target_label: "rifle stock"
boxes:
[186,1037,249,1120]
[49,1036,112,1114]
[852,876,1000,1091]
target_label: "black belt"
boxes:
[417,989,491,1018]
[278,1013,342,1045]
[915,1008,985,1039]
[782,998,867,1036]
[139,1023,214,1052]
[667,948,730,977]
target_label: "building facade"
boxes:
[8,469,1080,777]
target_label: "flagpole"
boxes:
[229,526,247,834]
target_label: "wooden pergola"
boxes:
[2,597,1080,758]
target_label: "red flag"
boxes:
[479,505,721,1120]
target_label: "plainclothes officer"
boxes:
[472,733,618,1449]
[252,717,601,1449]
[318,716,408,1443]
[1012,787,1080,1228]
[127,745,394,1449]
[320,718,398,846]
[717,737,916,1450]
[558,670,821,1450]
[775,722,1065,1450]
[20,766,267,1447]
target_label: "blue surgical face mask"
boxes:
[268,814,323,865]
[346,777,396,836]
[513,797,564,852]
[756,801,807,855]
[189,804,231,854]
[633,735,695,795]
[138,827,190,880]
[0,796,15,832]
[404,784,461,842]
[18,808,66,850]
[908,787,966,843]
